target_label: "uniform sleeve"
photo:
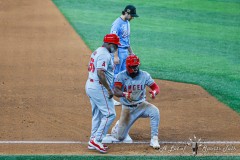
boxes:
[145,72,154,86]
[114,73,123,84]
[96,54,108,71]
[110,21,119,35]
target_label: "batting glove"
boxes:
[122,92,133,102]
[149,90,157,99]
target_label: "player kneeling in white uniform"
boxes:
[112,55,161,149]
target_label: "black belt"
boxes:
[125,102,142,107]
[119,47,128,49]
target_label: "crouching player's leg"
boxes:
[111,105,133,141]
[141,102,160,149]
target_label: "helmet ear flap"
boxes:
[126,65,134,74]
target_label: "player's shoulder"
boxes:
[116,70,128,78]
[96,46,106,52]
[114,17,122,22]
[95,47,109,55]
[139,70,149,75]
[113,17,124,25]
[119,70,128,76]
[139,70,151,78]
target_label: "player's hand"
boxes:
[149,90,157,99]
[108,89,114,99]
[123,92,133,102]
[114,56,120,64]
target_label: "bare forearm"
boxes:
[114,51,119,58]
[113,87,123,97]
[128,46,134,55]
[97,70,111,91]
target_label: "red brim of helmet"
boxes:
[110,42,121,46]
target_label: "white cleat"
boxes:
[150,136,160,149]
[113,99,121,106]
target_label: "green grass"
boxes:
[52,0,240,113]
[0,155,240,160]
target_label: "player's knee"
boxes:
[150,107,160,118]
[118,135,126,141]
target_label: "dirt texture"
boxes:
[0,0,239,156]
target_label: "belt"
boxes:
[89,79,102,84]
[125,102,142,107]
[119,46,128,49]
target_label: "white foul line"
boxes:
[0,141,84,144]
[0,140,240,144]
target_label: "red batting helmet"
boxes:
[126,55,140,74]
[103,34,121,45]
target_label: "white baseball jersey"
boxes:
[87,47,114,87]
[115,70,154,105]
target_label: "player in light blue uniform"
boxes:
[85,34,121,153]
[111,55,161,149]
[111,5,139,77]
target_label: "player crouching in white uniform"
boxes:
[112,55,161,149]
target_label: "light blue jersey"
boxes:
[111,17,130,49]
[110,17,131,77]
[115,70,154,105]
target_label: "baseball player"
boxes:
[111,55,161,149]
[85,34,121,153]
[110,5,139,106]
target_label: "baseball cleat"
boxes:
[88,138,107,153]
[88,144,108,150]
[150,136,160,149]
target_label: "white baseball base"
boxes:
[102,134,133,143]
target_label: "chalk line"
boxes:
[0,140,240,144]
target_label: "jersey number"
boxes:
[88,58,95,72]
